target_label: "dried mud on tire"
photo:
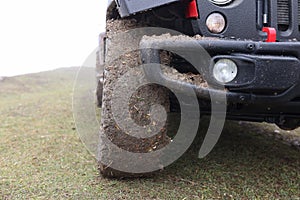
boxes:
[98,19,171,177]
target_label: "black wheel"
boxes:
[276,118,300,131]
[96,32,106,108]
[96,78,103,107]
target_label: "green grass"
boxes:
[0,68,299,199]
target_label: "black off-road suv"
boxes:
[96,0,300,177]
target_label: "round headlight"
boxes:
[209,0,233,5]
[213,59,238,84]
[206,13,226,34]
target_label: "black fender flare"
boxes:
[113,0,180,17]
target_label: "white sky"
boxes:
[0,0,107,76]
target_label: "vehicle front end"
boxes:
[101,0,300,130]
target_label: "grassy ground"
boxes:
[0,68,299,199]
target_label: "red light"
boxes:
[186,0,199,19]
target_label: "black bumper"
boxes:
[140,37,300,118]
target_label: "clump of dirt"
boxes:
[160,50,208,88]
[193,34,220,40]
[142,33,219,43]
[142,34,211,88]
[142,33,191,43]
[106,19,144,36]
[264,127,300,150]
[161,65,208,88]
[240,121,300,150]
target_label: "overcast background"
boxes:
[0,0,107,77]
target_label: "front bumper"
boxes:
[140,36,300,118]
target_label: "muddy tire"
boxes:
[96,32,106,108]
[96,79,103,107]
[98,19,170,178]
